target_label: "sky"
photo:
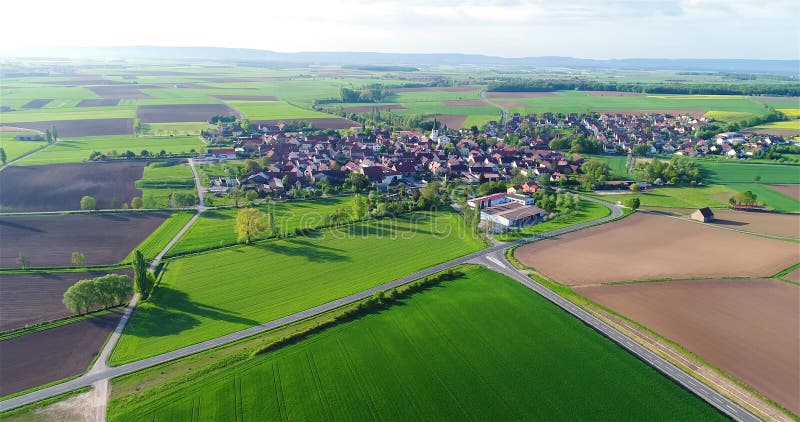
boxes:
[1,0,798,59]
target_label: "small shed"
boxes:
[690,207,715,223]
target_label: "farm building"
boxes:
[690,207,715,222]
[468,193,534,209]
[481,202,548,231]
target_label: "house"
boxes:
[690,207,715,222]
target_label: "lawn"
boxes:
[108,265,723,421]
[495,200,612,242]
[700,161,800,184]
[593,185,737,209]
[462,114,499,128]
[168,196,353,255]
[586,154,631,178]
[16,135,206,165]
[0,132,47,163]
[110,211,485,364]
[126,212,196,261]
[226,100,334,120]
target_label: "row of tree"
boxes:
[487,80,800,96]
[631,156,703,185]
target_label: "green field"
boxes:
[0,132,47,163]
[585,154,631,178]
[593,184,737,209]
[226,100,336,120]
[136,161,197,208]
[0,106,136,123]
[730,183,800,213]
[108,265,723,421]
[700,162,800,184]
[168,196,353,255]
[110,211,484,364]
[138,122,215,136]
[494,200,612,242]
[16,135,206,165]
[490,91,771,116]
[127,212,195,261]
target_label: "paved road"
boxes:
[2,197,758,421]
[472,250,760,422]
[0,133,50,173]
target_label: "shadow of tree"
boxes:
[123,287,260,338]
[254,238,349,263]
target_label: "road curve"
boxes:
[0,198,641,415]
[474,250,760,422]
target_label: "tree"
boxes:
[63,274,132,314]
[346,172,370,193]
[629,183,641,192]
[172,192,198,207]
[245,189,259,203]
[130,197,143,209]
[730,190,758,206]
[352,194,367,220]
[624,197,640,210]
[229,188,242,207]
[17,253,30,269]
[0,147,6,164]
[71,251,85,266]
[754,175,761,183]
[80,196,96,211]
[51,126,58,141]
[236,208,267,244]
[241,119,251,132]
[131,249,153,300]
[632,144,651,157]
[243,159,260,173]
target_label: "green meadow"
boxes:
[0,132,47,162]
[226,100,333,120]
[495,200,611,242]
[700,162,800,184]
[110,211,484,364]
[16,135,206,165]
[127,212,196,261]
[168,196,353,255]
[108,265,723,421]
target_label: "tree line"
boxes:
[487,80,800,96]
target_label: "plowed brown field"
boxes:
[515,213,799,284]
[0,270,132,331]
[0,213,168,268]
[579,279,800,414]
[0,311,123,396]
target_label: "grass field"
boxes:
[700,162,800,184]
[127,212,195,261]
[134,161,199,208]
[226,100,334,120]
[729,183,800,213]
[168,196,353,255]
[495,200,611,242]
[0,106,136,123]
[586,154,631,178]
[0,132,46,163]
[107,265,723,421]
[110,211,484,364]
[594,185,737,209]
[16,135,206,165]
[138,122,215,136]
[490,91,771,116]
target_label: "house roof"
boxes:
[697,207,715,217]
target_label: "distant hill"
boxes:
[3,46,799,75]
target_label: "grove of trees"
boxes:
[62,274,133,314]
[236,208,267,244]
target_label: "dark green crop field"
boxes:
[108,265,723,421]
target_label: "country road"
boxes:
[0,196,761,421]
